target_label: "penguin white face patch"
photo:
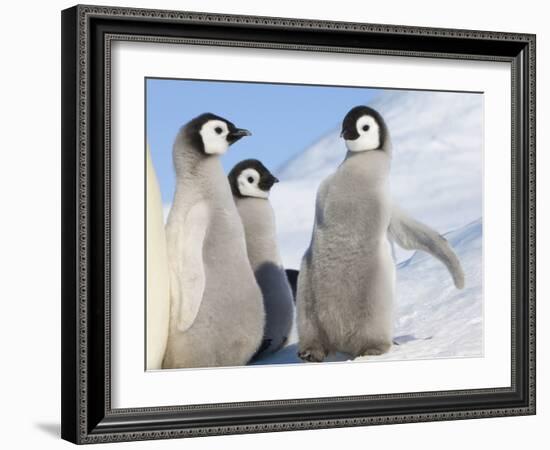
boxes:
[237,168,269,199]
[345,115,381,152]
[199,120,230,155]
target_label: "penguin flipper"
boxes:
[389,205,465,289]
[314,177,331,226]
[170,202,209,332]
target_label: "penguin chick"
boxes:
[296,105,464,364]
[228,159,295,358]
[297,105,395,363]
[162,114,265,369]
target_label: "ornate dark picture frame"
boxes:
[61,4,536,444]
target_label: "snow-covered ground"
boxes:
[254,89,484,365]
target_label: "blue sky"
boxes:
[146,78,378,204]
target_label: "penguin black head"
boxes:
[228,159,279,199]
[181,113,251,155]
[340,105,388,152]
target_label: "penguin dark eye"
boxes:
[247,177,254,183]
[215,126,223,134]
[362,124,370,132]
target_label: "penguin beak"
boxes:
[340,128,353,140]
[260,174,279,192]
[268,175,279,188]
[227,128,252,144]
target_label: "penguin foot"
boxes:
[361,343,392,356]
[298,348,326,363]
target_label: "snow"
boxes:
[253,89,483,365]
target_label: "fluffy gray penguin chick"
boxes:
[162,113,265,369]
[296,105,464,363]
[228,159,295,358]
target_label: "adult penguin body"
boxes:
[146,144,170,370]
[162,114,265,369]
[297,106,464,363]
[228,160,294,357]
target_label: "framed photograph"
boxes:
[61,4,536,444]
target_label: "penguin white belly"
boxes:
[145,146,170,370]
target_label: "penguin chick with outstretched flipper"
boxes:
[297,106,395,363]
[296,105,464,364]
[228,159,295,358]
[162,114,265,369]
